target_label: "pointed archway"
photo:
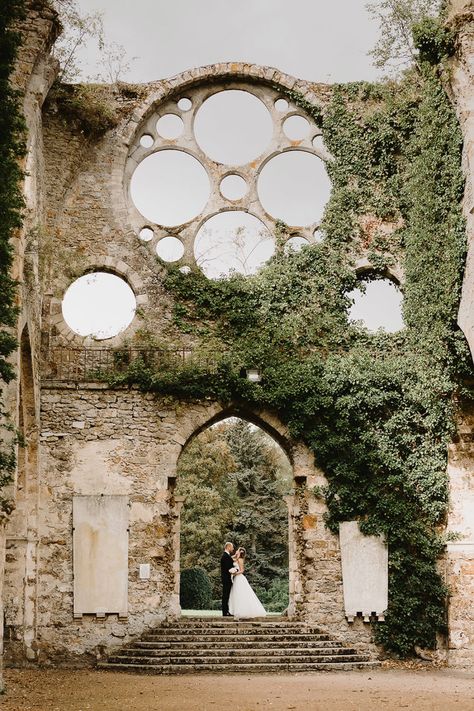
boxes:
[176,416,293,617]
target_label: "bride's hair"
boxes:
[238,547,246,559]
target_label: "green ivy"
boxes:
[107,36,469,656]
[0,0,25,505]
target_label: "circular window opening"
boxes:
[258,151,331,226]
[283,115,310,141]
[139,227,154,242]
[130,150,210,227]
[178,98,192,111]
[220,174,247,201]
[62,272,136,340]
[275,98,289,112]
[180,265,191,274]
[313,228,325,243]
[140,134,154,148]
[156,236,185,262]
[284,236,309,253]
[194,211,275,279]
[312,135,325,152]
[156,114,184,140]
[194,90,273,166]
[348,279,404,332]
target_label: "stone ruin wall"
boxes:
[0,1,59,684]
[4,0,474,675]
[2,3,378,668]
[446,0,474,668]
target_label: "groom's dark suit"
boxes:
[220,550,234,616]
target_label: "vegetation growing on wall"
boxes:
[0,0,25,512]
[107,16,468,656]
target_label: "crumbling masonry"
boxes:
[2,0,474,684]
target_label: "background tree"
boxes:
[366,0,442,73]
[225,420,291,597]
[177,419,292,610]
[177,424,239,597]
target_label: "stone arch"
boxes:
[354,257,404,286]
[168,401,320,617]
[119,63,324,148]
[177,404,293,466]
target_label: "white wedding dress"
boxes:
[228,568,267,619]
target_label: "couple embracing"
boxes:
[220,541,266,618]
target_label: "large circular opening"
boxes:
[348,279,404,332]
[257,151,331,226]
[194,90,273,166]
[130,149,210,227]
[62,272,136,340]
[194,211,274,279]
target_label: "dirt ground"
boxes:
[2,666,474,711]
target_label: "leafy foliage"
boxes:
[103,13,466,656]
[0,0,25,507]
[179,567,212,610]
[366,0,443,73]
[47,82,119,137]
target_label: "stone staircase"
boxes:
[98,617,379,674]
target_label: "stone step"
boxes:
[144,626,322,635]
[99,619,378,675]
[143,634,331,646]
[119,646,359,659]
[98,660,379,674]
[132,639,345,650]
[106,653,371,665]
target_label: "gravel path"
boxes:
[2,667,474,711]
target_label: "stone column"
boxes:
[446,401,474,666]
[0,519,7,692]
[171,496,185,618]
[284,494,298,618]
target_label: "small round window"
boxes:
[348,279,404,332]
[62,272,136,340]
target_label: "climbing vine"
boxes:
[108,18,468,656]
[0,0,25,510]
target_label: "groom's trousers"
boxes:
[222,576,232,616]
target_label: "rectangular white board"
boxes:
[339,520,388,621]
[73,495,128,616]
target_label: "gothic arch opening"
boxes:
[4,325,39,662]
[175,415,293,618]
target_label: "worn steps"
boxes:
[98,618,378,674]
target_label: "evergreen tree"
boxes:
[225,420,290,595]
[177,419,292,607]
[177,425,238,597]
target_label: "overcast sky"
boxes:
[76,0,382,84]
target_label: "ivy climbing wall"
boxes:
[2,0,474,674]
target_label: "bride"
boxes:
[228,547,266,618]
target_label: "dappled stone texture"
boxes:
[451,1,474,355]
[4,0,474,677]
[447,0,474,668]
[8,385,371,664]
[447,398,474,667]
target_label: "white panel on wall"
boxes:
[73,495,129,617]
[339,520,388,622]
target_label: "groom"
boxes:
[220,541,235,617]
